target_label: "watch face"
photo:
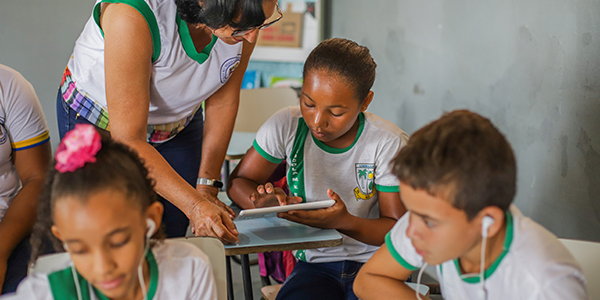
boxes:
[213,181,224,188]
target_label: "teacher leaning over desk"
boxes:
[56,0,283,242]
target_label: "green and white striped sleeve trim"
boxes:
[253,140,284,164]
[385,231,419,271]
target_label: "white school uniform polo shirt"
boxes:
[0,64,49,221]
[253,106,409,263]
[63,0,244,142]
[6,240,217,300]
[386,205,589,300]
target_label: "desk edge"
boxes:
[224,238,343,256]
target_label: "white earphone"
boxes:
[146,218,156,239]
[481,216,494,238]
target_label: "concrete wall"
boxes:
[0,0,598,241]
[331,0,600,241]
[0,0,95,148]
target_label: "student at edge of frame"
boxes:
[354,110,589,300]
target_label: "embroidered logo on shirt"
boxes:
[354,163,376,200]
[220,54,242,83]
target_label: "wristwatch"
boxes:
[196,177,224,188]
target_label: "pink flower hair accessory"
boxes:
[55,124,102,173]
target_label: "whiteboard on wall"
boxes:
[250,0,326,63]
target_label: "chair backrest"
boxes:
[28,252,71,276]
[234,87,299,132]
[559,238,600,299]
[172,237,227,300]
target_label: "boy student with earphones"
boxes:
[354,110,589,300]
[1,124,216,300]
[227,38,409,300]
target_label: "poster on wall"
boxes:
[256,6,303,48]
[252,0,326,62]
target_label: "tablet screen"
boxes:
[236,200,335,220]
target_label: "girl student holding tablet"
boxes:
[227,38,409,300]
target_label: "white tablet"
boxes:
[236,200,336,220]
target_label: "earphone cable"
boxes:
[480,235,487,300]
[415,262,428,300]
[138,235,150,300]
[71,265,83,300]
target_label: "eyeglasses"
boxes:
[231,3,283,37]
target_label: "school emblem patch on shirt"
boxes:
[354,163,376,200]
[220,54,242,83]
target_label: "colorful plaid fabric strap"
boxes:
[145,106,201,143]
[60,68,110,130]
[60,67,201,143]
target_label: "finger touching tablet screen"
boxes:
[236,200,336,220]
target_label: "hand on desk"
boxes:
[251,182,303,208]
[189,189,239,244]
[278,189,349,229]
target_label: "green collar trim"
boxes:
[93,0,161,62]
[48,250,159,300]
[311,112,365,154]
[176,15,218,64]
[454,211,514,283]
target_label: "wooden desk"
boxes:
[224,217,343,300]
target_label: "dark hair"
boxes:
[30,131,162,263]
[391,110,516,220]
[303,38,377,102]
[175,0,268,30]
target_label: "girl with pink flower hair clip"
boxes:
[2,124,217,300]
